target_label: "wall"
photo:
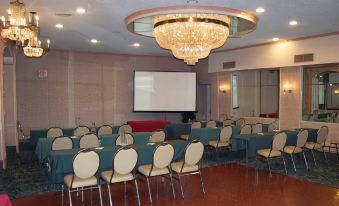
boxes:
[0,39,6,166]
[4,64,16,146]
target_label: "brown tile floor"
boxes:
[12,163,339,206]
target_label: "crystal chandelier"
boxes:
[23,36,50,58]
[153,13,230,65]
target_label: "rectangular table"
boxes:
[49,140,187,183]
[35,132,152,163]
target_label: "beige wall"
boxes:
[4,63,16,146]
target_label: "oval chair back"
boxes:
[184,140,204,165]
[97,125,113,136]
[219,126,232,142]
[52,136,73,150]
[80,133,100,149]
[206,120,216,128]
[252,123,263,133]
[268,120,278,132]
[118,124,132,135]
[74,126,90,137]
[47,127,63,138]
[317,126,328,144]
[272,132,287,151]
[236,118,245,127]
[73,149,100,180]
[115,133,134,146]
[223,119,232,127]
[153,143,174,169]
[296,129,309,147]
[113,146,138,176]
[149,130,165,143]
[191,121,202,129]
[240,125,251,134]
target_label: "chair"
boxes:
[252,123,263,133]
[73,126,90,137]
[256,132,288,174]
[101,146,140,206]
[206,120,217,128]
[240,125,252,134]
[171,140,205,198]
[79,133,100,149]
[62,149,103,206]
[283,129,309,171]
[235,118,245,127]
[17,120,30,150]
[180,121,202,140]
[97,125,113,136]
[149,130,166,143]
[47,127,63,138]
[137,142,175,203]
[208,126,232,153]
[223,119,233,127]
[118,124,133,135]
[52,136,73,151]
[115,133,134,146]
[268,120,279,132]
[304,126,329,166]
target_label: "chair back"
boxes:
[219,126,232,142]
[268,120,278,132]
[73,149,100,179]
[184,140,204,165]
[115,133,134,146]
[252,123,263,133]
[153,143,174,169]
[73,126,90,137]
[47,127,63,138]
[296,129,308,147]
[206,120,217,128]
[240,125,251,134]
[317,126,328,144]
[236,118,245,127]
[98,125,113,135]
[113,146,138,175]
[223,119,233,127]
[52,136,73,150]
[79,133,99,148]
[191,121,202,129]
[272,132,287,151]
[118,124,132,135]
[149,130,166,143]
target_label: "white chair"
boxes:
[101,146,140,206]
[171,140,205,198]
[180,121,202,140]
[252,123,263,134]
[52,136,73,151]
[283,129,309,171]
[268,120,279,132]
[115,133,134,146]
[79,133,100,149]
[240,125,252,134]
[98,125,113,136]
[206,120,217,128]
[47,127,63,138]
[149,130,166,143]
[137,143,175,203]
[118,124,133,135]
[62,149,103,206]
[223,119,233,127]
[73,126,90,137]
[257,132,288,174]
[235,118,245,127]
[304,126,329,166]
[208,126,232,153]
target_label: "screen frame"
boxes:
[133,70,197,113]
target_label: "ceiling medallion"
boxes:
[125,6,258,65]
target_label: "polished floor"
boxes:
[12,163,339,206]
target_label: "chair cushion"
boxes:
[171,161,199,173]
[257,149,281,158]
[138,164,169,177]
[208,140,230,148]
[101,170,134,183]
[180,134,189,140]
[64,174,98,189]
[304,142,323,150]
[283,146,303,154]
[331,139,339,144]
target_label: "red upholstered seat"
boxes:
[127,120,170,132]
[0,194,12,206]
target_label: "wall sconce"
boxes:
[283,82,292,94]
[219,84,228,93]
[334,90,339,94]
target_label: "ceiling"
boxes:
[1,0,339,56]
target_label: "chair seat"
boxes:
[171,161,199,173]
[101,171,134,183]
[331,139,339,144]
[180,134,189,140]
[257,149,281,158]
[64,174,98,189]
[208,140,230,148]
[304,142,323,150]
[283,146,303,154]
[138,164,169,177]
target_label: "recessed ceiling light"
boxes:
[133,42,141,47]
[76,8,86,14]
[55,24,63,29]
[256,7,265,13]
[272,37,280,42]
[289,20,298,26]
[90,39,98,44]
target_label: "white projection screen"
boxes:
[134,71,197,112]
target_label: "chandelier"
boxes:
[23,36,50,58]
[153,13,230,65]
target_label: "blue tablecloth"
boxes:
[189,126,242,145]
[49,140,187,183]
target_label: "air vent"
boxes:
[223,61,236,69]
[294,53,314,63]
[55,13,72,17]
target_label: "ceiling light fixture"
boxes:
[55,24,63,29]
[272,37,280,42]
[90,39,98,44]
[133,42,140,47]
[256,7,265,13]
[76,8,86,14]
[289,20,298,26]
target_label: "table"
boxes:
[49,140,187,183]
[232,128,318,163]
[35,132,152,162]
[189,126,242,145]
[127,120,170,132]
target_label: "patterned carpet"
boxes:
[0,146,338,199]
